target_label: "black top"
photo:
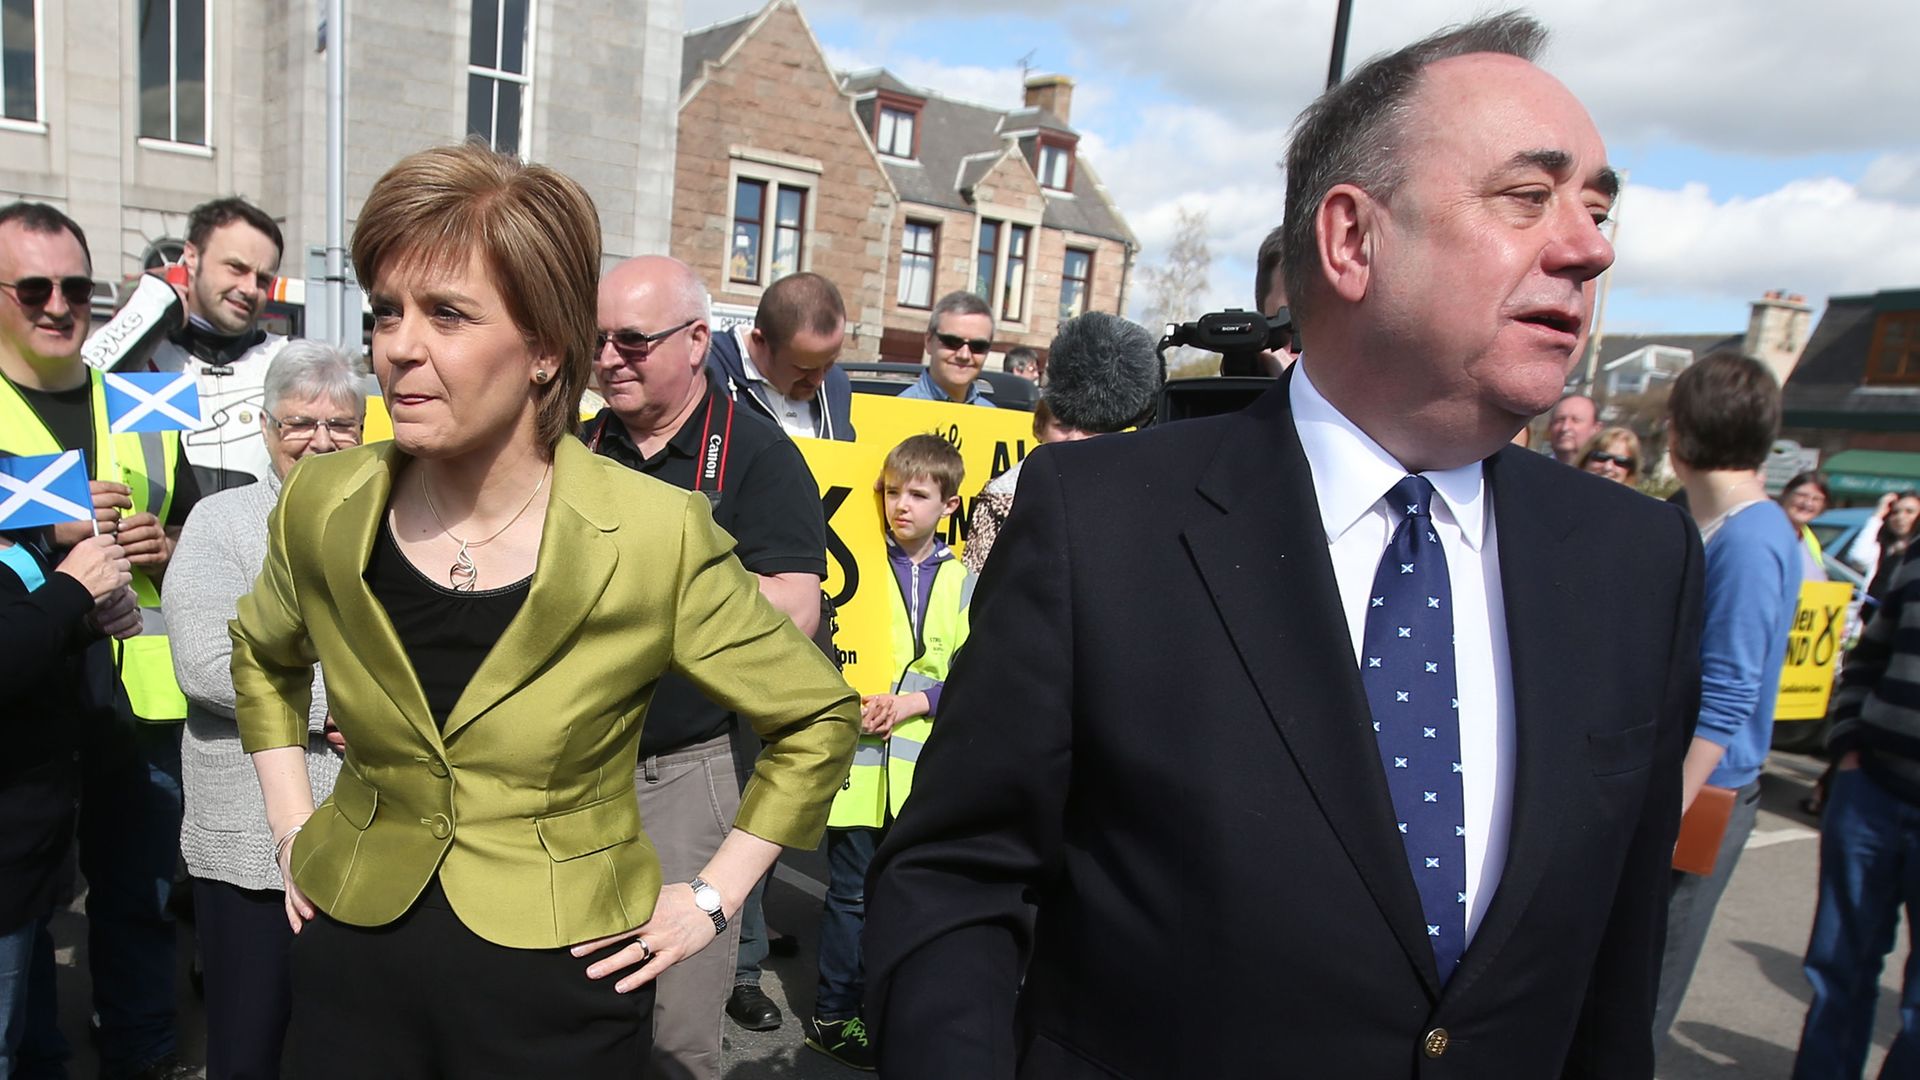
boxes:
[14,380,203,527]
[0,536,111,932]
[364,520,531,728]
[586,375,828,755]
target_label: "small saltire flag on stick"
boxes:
[104,370,202,433]
[0,450,92,529]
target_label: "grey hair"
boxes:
[1042,312,1161,434]
[1281,11,1548,320]
[263,340,370,414]
[925,290,994,339]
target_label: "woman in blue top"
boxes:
[1652,352,1805,1047]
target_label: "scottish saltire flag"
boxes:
[0,450,91,529]
[104,370,202,433]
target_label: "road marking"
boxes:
[775,862,828,900]
[1747,827,1818,850]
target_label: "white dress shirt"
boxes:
[734,326,821,439]
[1290,362,1515,942]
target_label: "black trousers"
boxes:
[287,880,653,1079]
[193,878,295,1080]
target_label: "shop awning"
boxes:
[1824,449,1920,498]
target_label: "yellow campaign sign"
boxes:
[1775,580,1856,722]
[796,394,1035,695]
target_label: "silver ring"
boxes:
[637,937,654,962]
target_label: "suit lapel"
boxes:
[1448,448,1587,995]
[444,438,619,738]
[320,443,441,749]
[1181,375,1442,997]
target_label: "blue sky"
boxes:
[687,0,1920,336]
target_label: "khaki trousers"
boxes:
[635,735,742,1080]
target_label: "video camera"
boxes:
[1155,308,1295,424]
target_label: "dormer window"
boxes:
[1039,144,1070,190]
[877,106,916,158]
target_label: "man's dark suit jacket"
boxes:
[863,376,1704,1078]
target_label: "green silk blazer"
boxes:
[232,436,859,949]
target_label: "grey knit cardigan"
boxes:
[164,471,340,892]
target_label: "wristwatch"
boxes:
[689,876,727,935]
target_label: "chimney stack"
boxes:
[1024,74,1073,125]
[1743,289,1815,387]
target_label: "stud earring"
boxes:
[533,369,552,384]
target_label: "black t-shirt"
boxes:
[13,380,203,527]
[585,377,827,755]
[364,520,531,728]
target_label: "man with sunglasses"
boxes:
[114,197,291,495]
[900,291,998,407]
[0,201,201,1080]
[587,256,830,1079]
[708,271,857,442]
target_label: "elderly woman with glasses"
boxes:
[1578,426,1642,486]
[161,341,366,1080]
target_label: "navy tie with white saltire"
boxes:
[1360,474,1466,984]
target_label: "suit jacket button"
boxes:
[428,757,449,778]
[1423,1027,1450,1058]
[429,813,451,839]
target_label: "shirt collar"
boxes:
[735,326,770,386]
[916,368,983,405]
[1290,360,1487,551]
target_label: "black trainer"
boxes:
[803,1014,876,1071]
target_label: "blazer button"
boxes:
[428,813,452,839]
[1423,1027,1450,1058]
[428,757,449,778]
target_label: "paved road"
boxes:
[41,751,1907,1078]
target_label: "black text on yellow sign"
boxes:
[1775,581,1855,722]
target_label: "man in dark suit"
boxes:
[862,13,1705,1078]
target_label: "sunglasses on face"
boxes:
[934,332,992,356]
[596,319,697,360]
[0,276,94,309]
[1586,451,1636,470]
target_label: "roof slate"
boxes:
[681,13,754,96]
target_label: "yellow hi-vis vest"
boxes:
[827,555,974,829]
[0,369,187,721]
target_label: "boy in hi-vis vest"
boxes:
[805,434,975,1070]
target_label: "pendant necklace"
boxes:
[420,463,551,592]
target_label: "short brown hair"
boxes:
[351,139,601,450]
[188,196,285,262]
[1667,351,1780,472]
[755,272,844,351]
[1254,224,1286,313]
[882,434,965,502]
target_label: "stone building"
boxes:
[677,0,1136,364]
[0,0,679,299]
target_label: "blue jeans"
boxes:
[734,869,771,988]
[814,827,880,1021]
[1794,766,1920,1079]
[0,917,42,1075]
[1655,779,1764,1043]
[20,721,183,1077]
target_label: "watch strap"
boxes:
[690,876,727,935]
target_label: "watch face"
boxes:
[693,885,720,911]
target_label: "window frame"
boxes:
[975,218,1000,310]
[1059,246,1094,320]
[876,105,918,159]
[136,0,212,149]
[1002,223,1031,323]
[1865,310,1920,387]
[897,219,940,310]
[1036,134,1077,193]
[0,0,43,131]
[770,184,807,282]
[871,89,923,162]
[730,177,768,285]
[466,0,537,156]
[724,158,818,292]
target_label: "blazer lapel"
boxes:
[444,438,619,738]
[1447,448,1587,995]
[1181,375,1442,997]
[320,443,441,749]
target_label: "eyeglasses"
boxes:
[1585,450,1636,470]
[596,319,697,360]
[265,410,362,443]
[0,276,94,309]
[934,332,993,356]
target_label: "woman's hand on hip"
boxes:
[573,882,721,993]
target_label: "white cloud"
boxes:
[1613,177,1920,306]
[1861,154,1920,204]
